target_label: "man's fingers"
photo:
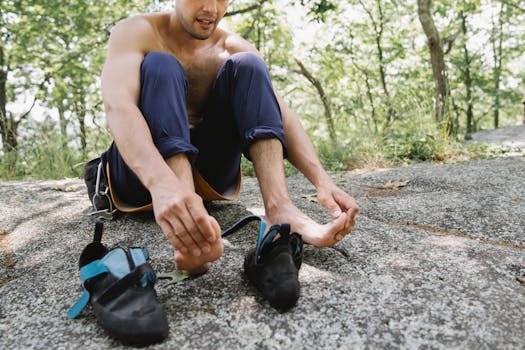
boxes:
[168,214,203,256]
[209,215,222,241]
[344,210,356,231]
[334,191,359,214]
[334,211,357,243]
[348,205,360,219]
[187,201,217,243]
[318,193,343,218]
[170,233,188,253]
[158,219,189,254]
[177,205,214,256]
[327,212,347,232]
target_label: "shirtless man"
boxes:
[100,0,359,274]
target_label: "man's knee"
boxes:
[228,52,268,76]
[141,52,188,84]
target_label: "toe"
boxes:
[328,212,347,232]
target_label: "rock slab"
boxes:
[0,157,524,349]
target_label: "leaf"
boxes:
[381,179,410,189]
[302,193,319,203]
[50,184,82,192]
[157,270,190,284]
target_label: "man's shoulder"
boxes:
[221,28,258,55]
[112,14,155,34]
[110,13,164,43]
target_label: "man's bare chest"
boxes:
[177,52,229,114]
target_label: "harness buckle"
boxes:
[89,208,116,221]
[90,161,116,220]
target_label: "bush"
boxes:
[384,134,437,162]
[0,132,86,180]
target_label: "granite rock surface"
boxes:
[1,155,524,349]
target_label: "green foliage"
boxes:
[316,143,348,171]
[0,131,85,180]
[384,134,437,162]
[0,118,113,180]
[1,0,146,161]
[1,0,524,180]
[292,0,337,22]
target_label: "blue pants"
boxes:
[102,52,286,208]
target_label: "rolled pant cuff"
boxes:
[242,126,287,160]
[155,136,199,164]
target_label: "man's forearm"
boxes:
[106,105,175,190]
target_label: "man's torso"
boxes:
[142,13,233,126]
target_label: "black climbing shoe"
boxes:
[222,216,303,310]
[68,221,169,345]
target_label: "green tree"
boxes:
[0,0,145,178]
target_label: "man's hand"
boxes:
[150,179,220,257]
[316,182,360,237]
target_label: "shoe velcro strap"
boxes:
[221,215,301,266]
[80,260,109,282]
[96,263,157,306]
[290,233,303,269]
[256,224,293,265]
[129,247,149,267]
[67,260,109,319]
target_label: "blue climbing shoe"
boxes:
[67,221,169,345]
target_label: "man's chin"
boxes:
[192,34,211,40]
[190,24,217,40]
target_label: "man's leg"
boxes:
[249,139,348,247]
[102,52,198,207]
[102,52,222,272]
[203,52,347,246]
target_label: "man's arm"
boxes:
[224,33,359,223]
[101,18,172,192]
[101,18,219,255]
[272,91,357,216]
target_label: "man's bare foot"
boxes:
[266,204,351,247]
[174,237,224,275]
[172,216,223,275]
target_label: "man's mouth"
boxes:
[196,17,215,27]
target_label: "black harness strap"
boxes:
[221,215,262,238]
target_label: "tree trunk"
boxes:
[522,95,525,124]
[0,45,7,151]
[294,58,337,146]
[491,1,504,129]
[6,118,18,151]
[0,45,21,152]
[255,7,262,51]
[417,0,451,134]
[363,71,378,134]
[359,0,395,125]
[522,94,525,124]
[58,103,68,151]
[224,0,268,17]
[374,0,395,124]
[76,101,87,156]
[460,12,474,134]
[354,64,378,134]
[79,115,86,155]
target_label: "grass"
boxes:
[0,126,517,181]
[0,136,87,180]
[312,124,515,172]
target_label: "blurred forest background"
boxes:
[1,0,524,179]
